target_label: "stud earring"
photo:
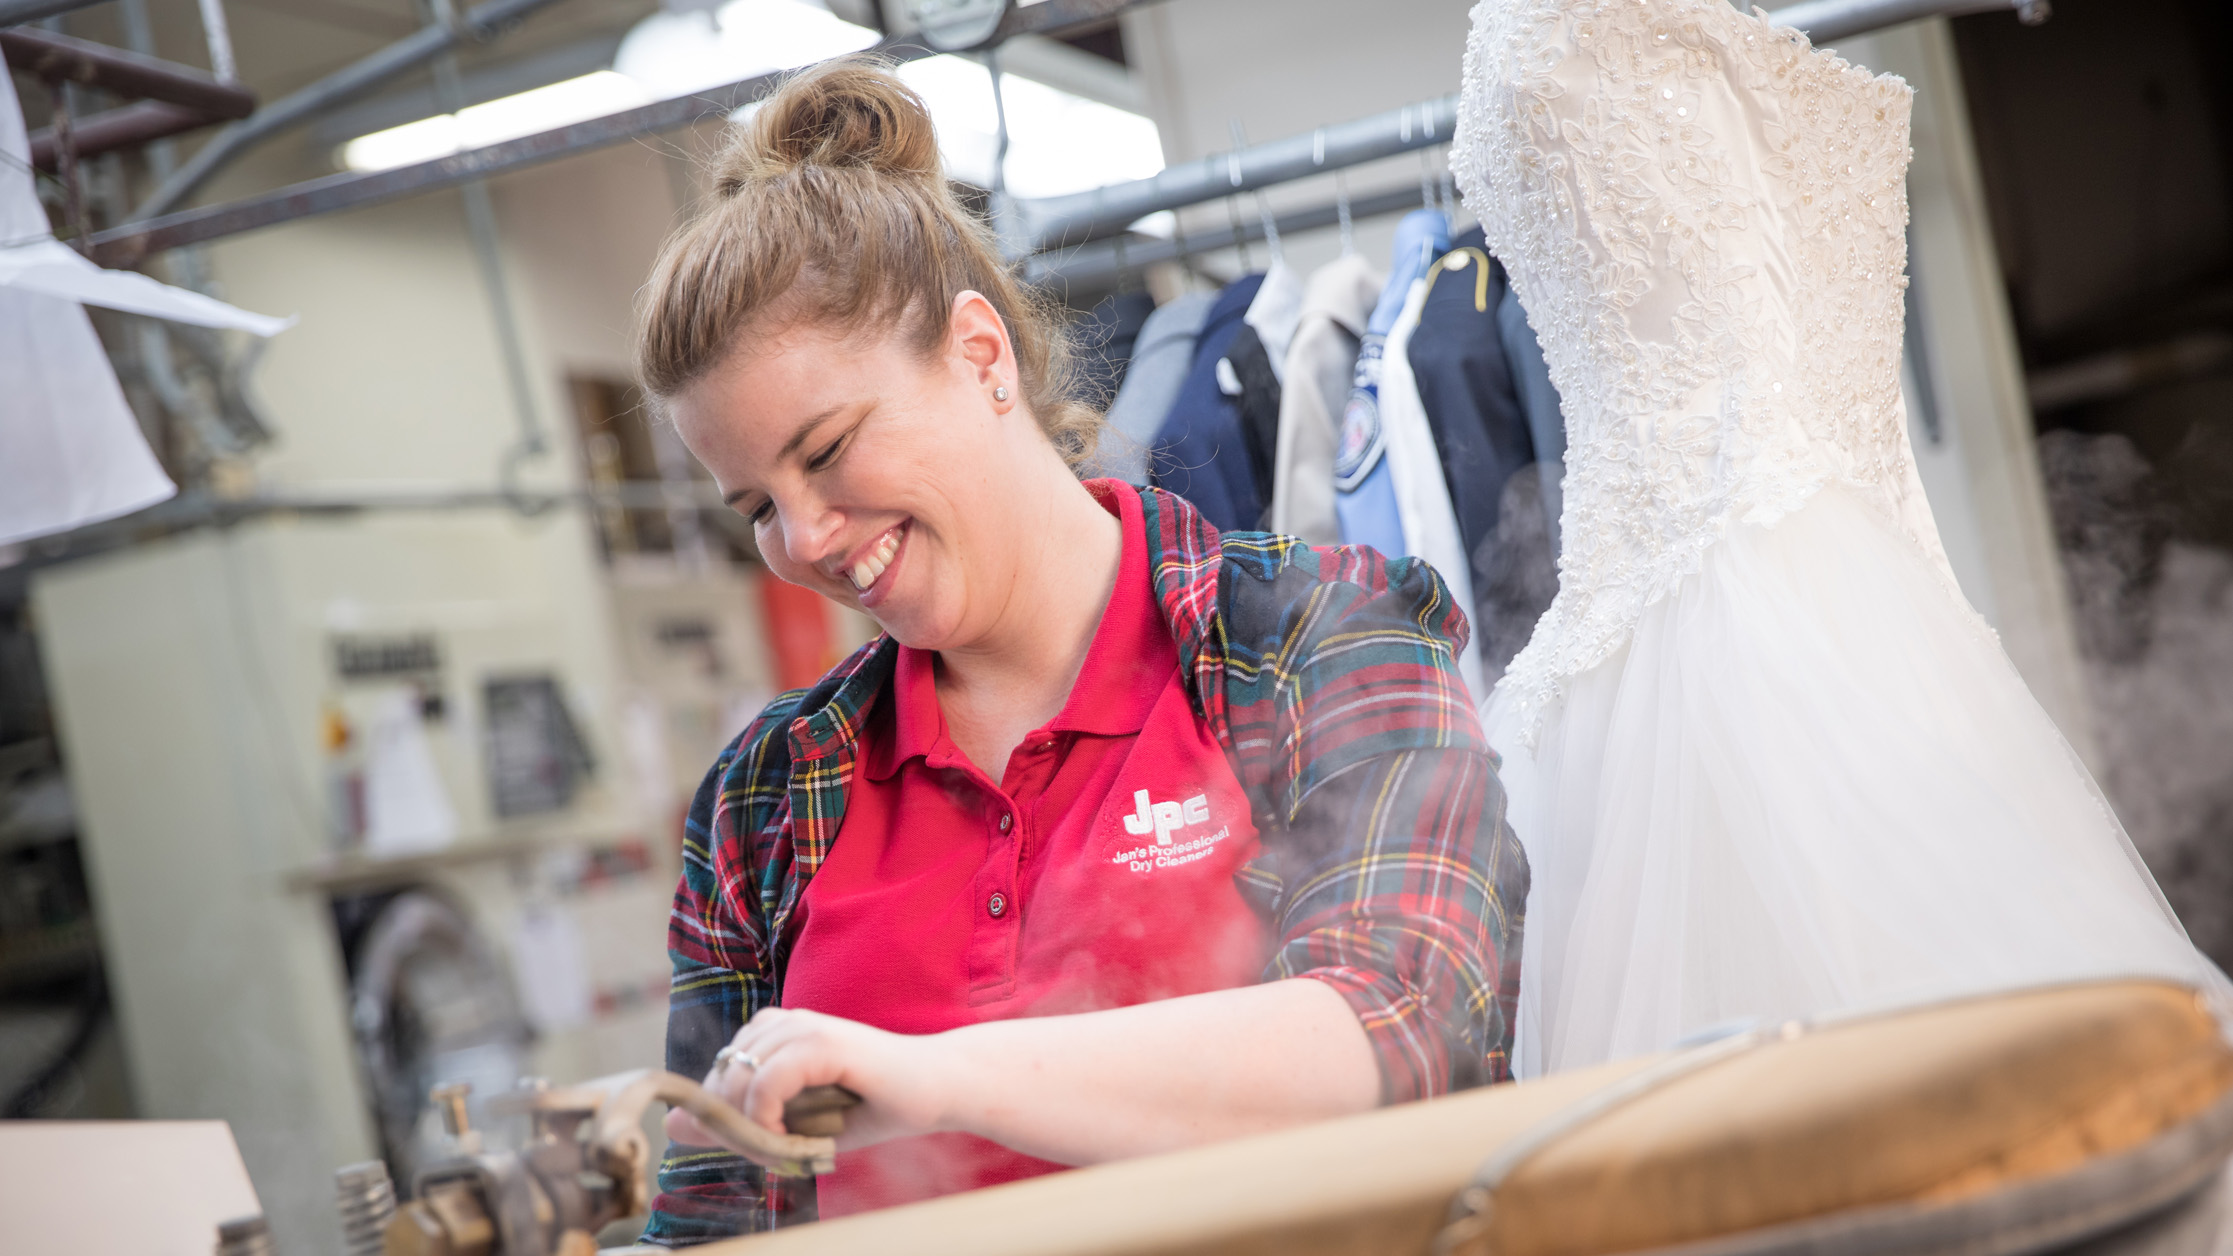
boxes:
[993,386,1010,402]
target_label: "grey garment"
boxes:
[1088,290,1218,485]
[1269,253,1382,545]
[1498,283,1566,549]
[1472,462,1561,690]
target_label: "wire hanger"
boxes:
[1226,121,1284,270]
[1335,169,1356,258]
[1225,189,1251,272]
[1312,125,1356,256]
[1171,207,1200,292]
[1225,120,1260,272]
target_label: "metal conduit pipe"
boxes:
[195,0,235,83]
[422,0,548,504]
[91,35,936,266]
[10,481,752,574]
[0,0,107,26]
[85,0,1156,265]
[0,27,254,115]
[129,0,569,222]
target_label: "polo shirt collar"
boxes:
[863,480,1173,781]
[1054,479,1174,737]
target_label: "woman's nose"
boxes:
[774,501,845,569]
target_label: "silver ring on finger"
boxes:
[715,1046,762,1074]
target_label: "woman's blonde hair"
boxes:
[635,58,1101,466]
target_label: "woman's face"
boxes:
[667,292,1035,653]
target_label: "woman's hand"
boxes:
[668,1007,957,1161]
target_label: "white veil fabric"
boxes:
[1452,0,2225,1075]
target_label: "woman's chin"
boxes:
[867,601,960,653]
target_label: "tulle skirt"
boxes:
[1484,483,2223,1077]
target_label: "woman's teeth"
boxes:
[849,529,901,591]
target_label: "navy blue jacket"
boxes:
[1150,273,1267,534]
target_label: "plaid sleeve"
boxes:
[638,705,792,1247]
[1266,746,1525,1100]
[1227,542,1529,1103]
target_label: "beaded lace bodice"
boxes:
[1454,0,1967,736]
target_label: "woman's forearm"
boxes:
[926,977,1382,1165]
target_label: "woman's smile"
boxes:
[841,519,911,608]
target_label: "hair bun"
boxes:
[717,58,942,194]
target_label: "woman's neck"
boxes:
[933,462,1124,779]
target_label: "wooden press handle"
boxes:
[782,1084,863,1137]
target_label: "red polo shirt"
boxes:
[780,481,1270,1215]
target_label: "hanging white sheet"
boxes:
[0,57,290,546]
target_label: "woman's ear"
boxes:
[948,290,1016,398]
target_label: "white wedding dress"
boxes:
[1453,0,2224,1075]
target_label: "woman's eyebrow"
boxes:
[719,402,857,506]
[777,403,852,461]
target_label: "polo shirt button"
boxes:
[997,812,1013,833]
[988,892,1008,918]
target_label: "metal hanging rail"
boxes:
[1014,96,1458,255]
[1007,0,2047,257]
[1028,184,1430,289]
[1773,0,2049,42]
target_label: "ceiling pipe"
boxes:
[128,0,569,222]
[90,0,1161,265]
[91,37,932,267]
[27,99,228,169]
[0,0,107,26]
[0,27,254,114]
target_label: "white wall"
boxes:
[1123,0,1480,280]
[203,142,684,493]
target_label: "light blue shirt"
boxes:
[1334,209,1450,555]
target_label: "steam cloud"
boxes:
[2041,429,2233,969]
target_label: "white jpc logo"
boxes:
[1123,789,1210,846]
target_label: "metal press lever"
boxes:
[384,1072,862,1255]
[581,1070,862,1178]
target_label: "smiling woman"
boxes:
[628,58,1529,1244]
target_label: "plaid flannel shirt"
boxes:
[643,485,1528,1244]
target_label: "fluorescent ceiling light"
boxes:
[340,0,1164,202]
[340,71,652,173]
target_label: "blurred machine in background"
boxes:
[26,508,713,1252]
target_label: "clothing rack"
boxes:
[1013,96,1460,255]
[1011,0,2049,283]
[1026,185,1433,290]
